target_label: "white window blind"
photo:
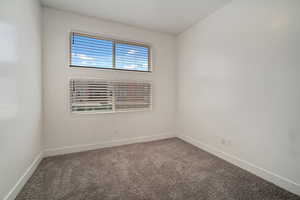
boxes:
[70,80,113,112]
[70,79,152,113]
[71,33,113,69]
[114,82,151,111]
[70,32,151,72]
[115,43,150,71]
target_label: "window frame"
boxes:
[69,32,152,72]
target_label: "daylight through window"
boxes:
[70,32,151,72]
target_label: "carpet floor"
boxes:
[16,138,299,200]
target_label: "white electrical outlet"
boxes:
[221,138,232,146]
[221,138,226,145]
[227,140,232,146]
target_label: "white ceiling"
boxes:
[41,0,231,35]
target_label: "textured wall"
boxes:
[0,0,42,199]
[176,0,300,194]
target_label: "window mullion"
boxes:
[111,82,116,112]
[112,41,116,69]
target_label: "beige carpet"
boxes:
[16,138,299,200]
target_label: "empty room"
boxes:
[1,0,300,199]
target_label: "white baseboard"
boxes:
[3,152,43,200]
[177,134,300,196]
[44,133,174,157]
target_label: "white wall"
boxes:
[176,0,300,195]
[0,0,42,199]
[42,8,176,153]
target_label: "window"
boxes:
[70,79,152,113]
[71,33,113,69]
[70,32,151,72]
